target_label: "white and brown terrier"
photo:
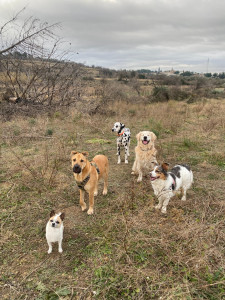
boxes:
[46,210,65,254]
[150,163,193,213]
[112,122,131,164]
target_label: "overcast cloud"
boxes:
[1,0,225,72]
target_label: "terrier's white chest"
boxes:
[46,224,63,243]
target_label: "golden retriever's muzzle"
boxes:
[73,164,82,174]
[142,136,150,145]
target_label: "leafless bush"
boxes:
[0,8,84,107]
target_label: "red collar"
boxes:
[118,131,124,136]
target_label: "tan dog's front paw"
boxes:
[103,189,107,195]
[94,191,98,196]
[81,203,87,211]
[87,208,94,215]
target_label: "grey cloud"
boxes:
[1,0,225,72]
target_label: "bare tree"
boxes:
[0,8,84,106]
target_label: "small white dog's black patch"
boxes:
[112,122,131,164]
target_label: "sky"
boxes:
[0,0,225,73]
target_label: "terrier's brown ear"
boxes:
[50,210,55,217]
[71,151,78,156]
[60,212,65,221]
[161,162,170,171]
[82,151,89,157]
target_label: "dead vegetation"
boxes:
[1,99,225,299]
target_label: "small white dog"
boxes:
[112,122,131,164]
[46,210,65,254]
[150,163,193,213]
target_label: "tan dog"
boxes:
[131,131,158,182]
[71,151,109,215]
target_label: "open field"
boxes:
[1,99,225,299]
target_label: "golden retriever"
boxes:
[131,131,158,182]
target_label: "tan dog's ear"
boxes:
[71,151,78,156]
[150,132,157,141]
[136,132,141,141]
[60,212,65,221]
[50,210,55,217]
[82,151,89,157]
[161,162,169,171]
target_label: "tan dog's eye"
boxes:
[56,221,59,224]
[73,158,76,162]
[80,159,84,162]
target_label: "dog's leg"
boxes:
[124,145,128,164]
[155,195,164,210]
[161,196,171,214]
[79,190,87,211]
[103,169,108,195]
[181,187,187,201]
[137,163,143,182]
[94,184,98,196]
[127,140,130,156]
[58,239,63,253]
[131,159,137,175]
[87,191,94,215]
[47,242,52,254]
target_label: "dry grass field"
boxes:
[1,99,225,299]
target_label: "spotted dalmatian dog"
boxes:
[112,122,131,164]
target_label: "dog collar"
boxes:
[76,175,90,190]
[118,131,124,136]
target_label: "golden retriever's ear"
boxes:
[71,151,78,156]
[161,162,169,171]
[136,132,141,141]
[150,132,157,141]
[82,151,89,157]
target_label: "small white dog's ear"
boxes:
[150,132,157,141]
[60,212,65,221]
[50,210,55,217]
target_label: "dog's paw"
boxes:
[81,203,87,211]
[58,248,63,253]
[117,161,121,164]
[181,196,186,201]
[161,207,167,214]
[48,249,52,254]
[94,191,98,196]
[137,178,142,182]
[155,204,161,210]
[87,208,94,215]
[125,160,128,164]
[103,189,107,195]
